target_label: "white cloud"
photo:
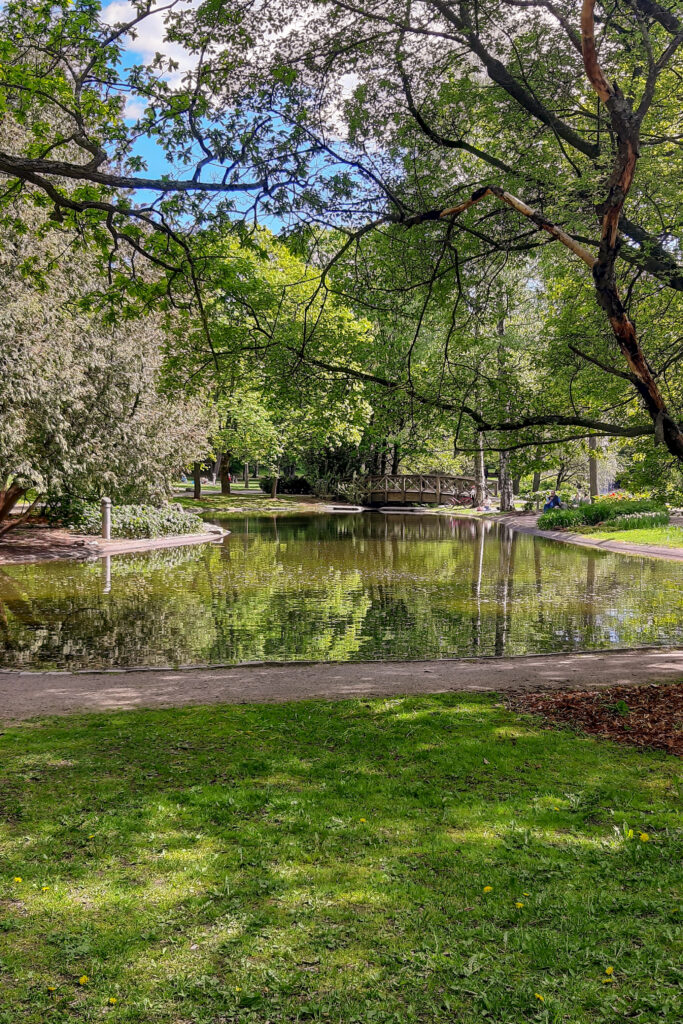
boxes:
[102,1,199,83]
[101,1,201,121]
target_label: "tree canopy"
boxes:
[0,0,681,478]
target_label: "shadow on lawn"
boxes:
[0,695,680,1023]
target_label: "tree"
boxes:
[0,203,209,534]
[1,1,680,464]
[160,227,374,491]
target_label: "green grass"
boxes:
[583,525,683,548]
[176,493,330,518]
[1,694,680,1023]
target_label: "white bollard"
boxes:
[101,497,112,540]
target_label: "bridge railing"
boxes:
[356,473,498,503]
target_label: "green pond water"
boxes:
[1,513,681,670]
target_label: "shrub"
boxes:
[259,475,312,495]
[537,507,584,529]
[538,497,666,531]
[578,511,669,533]
[46,499,204,539]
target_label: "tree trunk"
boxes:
[499,450,514,511]
[220,452,231,495]
[391,444,400,475]
[588,436,599,499]
[580,1,683,462]
[532,469,541,492]
[0,483,37,536]
[497,317,515,511]
[474,433,486,504]
[270,466,279,499]
[193,462,201,500]
[243,463,249,489]
[512,475,521,495]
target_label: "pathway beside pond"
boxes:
[490,512,683,561]
[2,647,682,720]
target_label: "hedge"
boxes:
[259,475,313,495]
[46,497,204,539]
[538,497,666,531]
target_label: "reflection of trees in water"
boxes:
[494,528,516,657]
[1,515,682,669]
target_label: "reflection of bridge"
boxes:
[358,473,498,507]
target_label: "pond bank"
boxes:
[0,524,227,565]
[487,511,683,561]
[2,647,682,721]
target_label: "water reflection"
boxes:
[0,513,681,670]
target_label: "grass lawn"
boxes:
[1,694,680,1023]
[581,525,683,548]
[175,493,330,518]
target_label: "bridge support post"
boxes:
[436,476,441,505]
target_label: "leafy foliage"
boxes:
[578,511,671,533]
[259,475,312,495]
[538,498,666,530]
[46,498,204,539]
[0,177,209,528]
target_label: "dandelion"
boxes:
[78,976,88,986]
[41,886,49,891]
[13,876,22,883]
[553,806,560,811]
[515,901,524,908]
[602,977,613,984]
[535,993,544,1002]
[235,986,242,992]
[483,885,493,893]
[639,832,650,842]
[360,817,367,822]
[88,834,95,839]
[47,986,56,993]
[108,997,117,1005]
[523,892,530,896]
[605,966,614,976]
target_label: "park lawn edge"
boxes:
[577,525,683,548]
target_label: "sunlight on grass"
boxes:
[1,693,681,1023]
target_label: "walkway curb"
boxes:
[489,513,683,562]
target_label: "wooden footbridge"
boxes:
[357,473,498,507]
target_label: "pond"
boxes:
[1,513,682,671]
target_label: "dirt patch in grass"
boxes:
[508,682,683,755]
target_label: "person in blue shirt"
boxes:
[543,490,562,512]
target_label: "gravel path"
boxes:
[2,648,682,721]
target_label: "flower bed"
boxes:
[575,511,670,534]
[538,498,666,531]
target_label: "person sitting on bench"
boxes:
[543,490,563,512]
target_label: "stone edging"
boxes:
[93,526,229,558]
[487,513,683,562]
